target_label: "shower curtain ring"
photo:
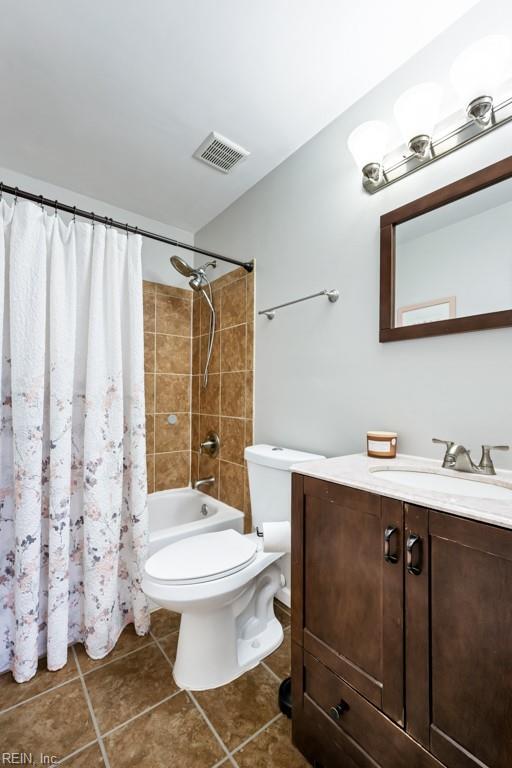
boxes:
[125,222,129,238]
[14,187,18,205]
[0,183,3,200]
[39,194,44,210]
[72,206,76,222]
[91,211,95,228]
[54,199,58,217]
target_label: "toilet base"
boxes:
[172,564,283,690]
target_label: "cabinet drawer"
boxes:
[304,651,444,768]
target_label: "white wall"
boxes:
[0,165,194,289]
[196,0,512,469]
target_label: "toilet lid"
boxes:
[145,529,258,584]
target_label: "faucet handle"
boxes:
[479,445,510,475]
[432,438,454,449]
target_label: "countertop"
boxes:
[290,453,512,530]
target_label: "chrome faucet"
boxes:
[432,438,509,476]
[193,476,215,491]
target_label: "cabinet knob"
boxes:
[329,699,349,720]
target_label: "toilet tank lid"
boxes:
[244,444,325,470]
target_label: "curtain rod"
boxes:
[0,181,254,273]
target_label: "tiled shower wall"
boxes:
[143,281,192,493]
[191,267,254,530]
[143,268,255,529]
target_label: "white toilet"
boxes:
[142,444,323,690]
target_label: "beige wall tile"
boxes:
[192,296,201,337]
[221,278,246,329]
[145,414,155,454]
[200,331,220,374]
[200,373,220,415]
[144,333,155,372]
[220,417,245,465]
[191,413,200,451]
[156,295,191,336]
[198,454,219,498]
[156,284,192,300]
[246,271,254,321]
[155,452,190,491]
[221,372,245,417]
[145,374,155,414]
[156,334,191,374]
[246,323,254,370]
[219,461,245,509]
[146,455,155,494]
[191,374,200,413]
[220,325,246,372]
[143,290,156,332]
[155,413,190,453]
[192,336,201,375]
[155,374,190,413]
[245,371,253,420]
[244,419,253,448]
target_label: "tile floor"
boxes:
[0,602,306,768]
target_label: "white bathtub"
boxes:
[148,487,244,557]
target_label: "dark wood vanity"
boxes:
[291,472,512,768]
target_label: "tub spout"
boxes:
[193,476,215,491]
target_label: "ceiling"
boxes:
[0,0,479,233]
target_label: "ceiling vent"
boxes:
[194,131,250,173]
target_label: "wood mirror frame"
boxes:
[380,155,512,342]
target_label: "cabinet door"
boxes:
[292,474,404,724]
[406,506,512,768]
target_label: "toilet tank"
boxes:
[244,444,325,529]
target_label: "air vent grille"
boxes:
[194,132,250,173]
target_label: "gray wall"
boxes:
[196,0,512,469]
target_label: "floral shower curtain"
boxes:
[0,199,149,683]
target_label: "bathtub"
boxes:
[148,487,244,557]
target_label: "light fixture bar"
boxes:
[363,95,512,194]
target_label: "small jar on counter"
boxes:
[367,431,397,459]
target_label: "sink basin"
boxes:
[371,468,512,501]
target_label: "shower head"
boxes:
[170,255,196,278]
[189,275,203,292]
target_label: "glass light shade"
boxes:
[347,120,388,170]
[393,82,443,144]
[450,34,511,107]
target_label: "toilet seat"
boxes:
[145,529,258,585]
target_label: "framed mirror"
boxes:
[380,155,512,341]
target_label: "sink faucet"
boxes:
[432,439,509,476]
[193,476,215,491]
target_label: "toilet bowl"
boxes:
[143,529,284,690]
[143,444,324,691]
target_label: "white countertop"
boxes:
[291,453,512,530]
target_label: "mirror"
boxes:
[380,156,512,341]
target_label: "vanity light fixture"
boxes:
[393,82,442,159]
[349,35,512,193]
[347,121,389,185]
[450,35,511,126]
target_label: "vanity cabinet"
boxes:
[291,473,512,768]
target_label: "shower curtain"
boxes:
[0,199,149,683]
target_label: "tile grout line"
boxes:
[151,631,235,766]
[55,738,99,766]
[72,645,111,768]
[260,660,282,684]
[100,689,183,739]
[79,638,156,677]
[229,712,284,758]
[0,673,82,716]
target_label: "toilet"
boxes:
[142,444,324,690]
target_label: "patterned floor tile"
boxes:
[195,664,280,751]
[104,691,225,768]
[0,652,78,711]
[234,716,308,767]
[59,742,105,766]
[150,608,181,638]
[0,680,95,764]
[158,631,179,665]
[83,644,177,732]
